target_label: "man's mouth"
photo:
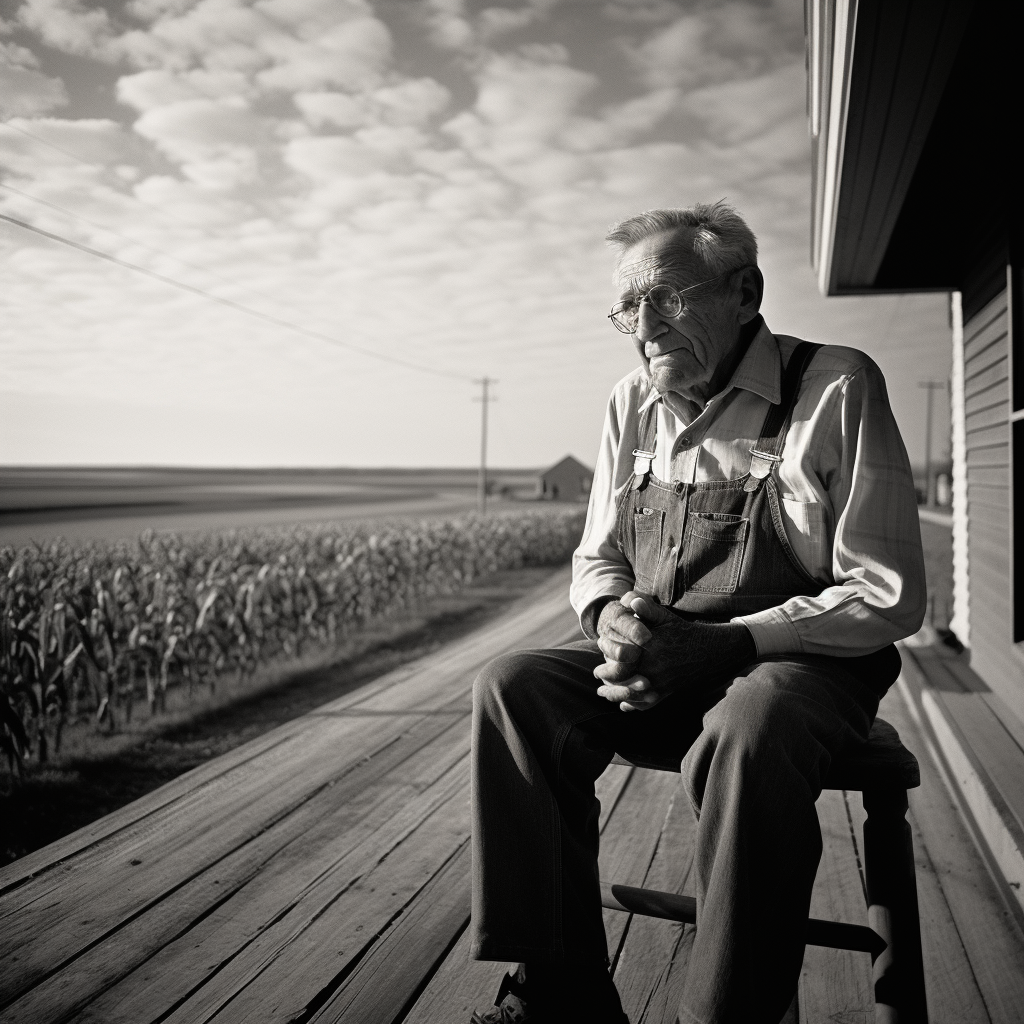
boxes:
[648,346,689,363]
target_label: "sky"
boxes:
[0,0,951,469]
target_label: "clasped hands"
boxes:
[593,591,757,712]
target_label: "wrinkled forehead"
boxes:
[614,229,698,295]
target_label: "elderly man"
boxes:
[469,202,926,1024]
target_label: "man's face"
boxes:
[615,231,744,404]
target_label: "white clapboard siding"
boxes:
[962,288,1024,724]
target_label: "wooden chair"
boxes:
[602,718,928,1023]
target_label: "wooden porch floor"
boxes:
[1,566,1022,1024]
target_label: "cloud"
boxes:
[421,0,475,51]
[283,135,388,179]
[444,48,598,165]
[680,61,806,143]
[255,15,392,91]
[372,78,450,125]
[0,40,68,117]
[132,98,269,186]
[293,91,365,129]
[16,0,119,60]
[626,1,801,90]
[477,6,536,40]
[0,117,133,177]
[134,99,263,153]
[293,78,449,131]
[0,0,953,471]
[601,1,686,25]
[117,68,255,111]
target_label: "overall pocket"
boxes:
[632,506,664,593]
[681,512,749,594]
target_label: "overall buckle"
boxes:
[632,448,656,490]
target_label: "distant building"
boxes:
[539,456,592,502]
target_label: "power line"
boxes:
[0,211,473,382]
[0,126,469,376]
[0,120,87,163]
[0,181,442,370]
[0,181,250,291]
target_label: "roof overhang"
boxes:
[809,0,973,296]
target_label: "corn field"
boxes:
[0,508,585,770]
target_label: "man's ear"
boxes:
[736,266,764,324]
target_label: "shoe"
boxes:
[470,992,529,1023]
[469,964,629,1023]
[471,966,530,1023]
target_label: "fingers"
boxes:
[597,635,642,665]
[619,692,664,711]
[625,594,676,626]
[598,602,652,646]
[593,659,636,684]
[595,675,657,707]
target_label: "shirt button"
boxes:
[680,436,691,446]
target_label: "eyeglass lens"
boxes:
[611,284,684,331]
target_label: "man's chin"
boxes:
[650,366,695,395]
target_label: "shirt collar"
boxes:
[637,318,781,414]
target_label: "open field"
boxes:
[1,504,587,776]
[0,466,547,545]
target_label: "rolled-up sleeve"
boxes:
[570,375,643,635]
[736,358,927,656]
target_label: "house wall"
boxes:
[962,286,1024,724]
[540,464,590,501]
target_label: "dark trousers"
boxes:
[470,640,881,1024]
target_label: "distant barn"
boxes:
[539,455,592,502]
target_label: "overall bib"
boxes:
[618,340,826,623]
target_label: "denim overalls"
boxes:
[616,341,825,621]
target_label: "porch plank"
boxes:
[610,782,697,1024]
[56,717,473,1024]
[798,788,873,1024]
[306,841,472,1024]
[600,768,686,964]
[908,808,992,1023]
[0,706,460,1009]
[879,687,1024,1024]
[172,776,471,1024]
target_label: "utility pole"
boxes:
[918,380,945,507]
[474,377,496,514]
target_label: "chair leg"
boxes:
[862,785,928,1023]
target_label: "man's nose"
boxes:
[635,300,669,343]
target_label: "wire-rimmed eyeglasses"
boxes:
[607,269,739,334]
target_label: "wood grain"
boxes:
[611,781,697,1024]
[879,687,1024,1024]
[798,788,873,1024]
[599,767,685,966]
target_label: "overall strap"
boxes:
[630,389,659,490]
[747,341,821,482]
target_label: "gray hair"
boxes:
[606,200,758,279]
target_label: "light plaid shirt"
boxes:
[570,320,927,657]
